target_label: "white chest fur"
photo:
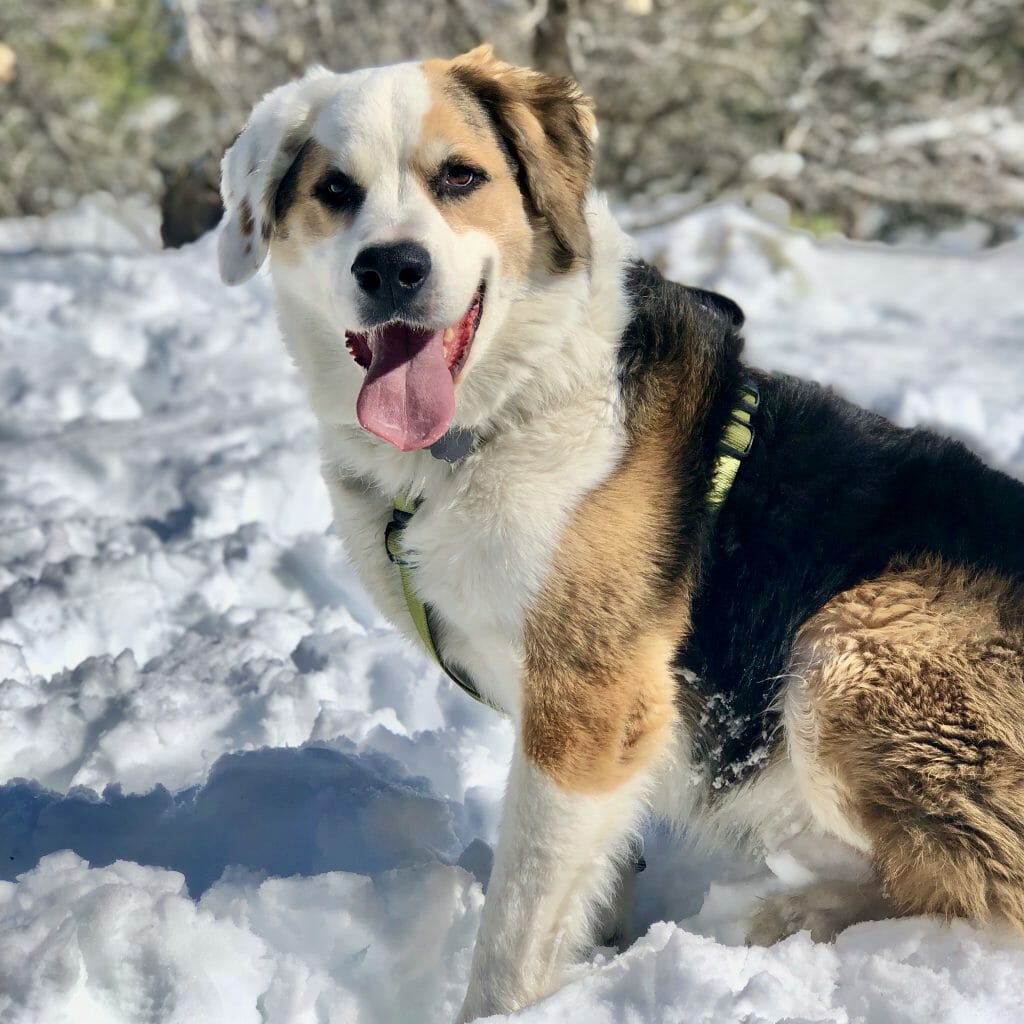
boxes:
[320,388,625,718]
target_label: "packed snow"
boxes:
[1,196,1023,1023]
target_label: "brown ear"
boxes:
[449,45,596,273]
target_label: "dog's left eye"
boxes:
[436,164,485,197]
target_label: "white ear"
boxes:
[218,67,336,285]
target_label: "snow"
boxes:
[1,194,1023,1023]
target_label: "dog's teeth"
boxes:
[443,328,454,343]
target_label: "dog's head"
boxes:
[219,47,597,451]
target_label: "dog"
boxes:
[218,46,1024,1021]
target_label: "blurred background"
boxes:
[1,0,1023,250]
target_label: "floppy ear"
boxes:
[218,67,335,285]
[449,45,597,272]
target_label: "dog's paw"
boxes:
[746,892,840,945]
[745,880,888,946]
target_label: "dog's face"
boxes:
[219,47,596,451]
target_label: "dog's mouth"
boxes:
[345,285,485,452]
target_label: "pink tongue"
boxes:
[355,323,455,451]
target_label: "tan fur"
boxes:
[443,45,595,273]
[521,312,723,794]
[271,142,346,263]
[418,62,534,280]
[790,557,1024,930]
[521,443,686,794]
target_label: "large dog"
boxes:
[218,46,1024,1020]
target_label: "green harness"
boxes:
[384,382,759,711]
[384,493,497,709]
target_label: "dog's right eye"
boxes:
[314,171,365,213]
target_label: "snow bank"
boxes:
[1,199,1023,1022]
[0,194,161,255]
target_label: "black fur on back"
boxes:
[617,269,745,392]
[617,262,746,604]
[619,260,1024,788]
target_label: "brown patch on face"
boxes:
[791,556,1024,931]
[433,45,596,274]
[270,140,349,263]
[417,61,534,281]
[520,317,724,794]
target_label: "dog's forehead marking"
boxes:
[311,62,432,185]
[272,63,436,259]
[417,60,502,166]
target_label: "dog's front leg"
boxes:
[458,444,686,1019]
[457,740,658,1022]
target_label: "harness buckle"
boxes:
[385,506,414,565]
[718,421,755,459]
[717,382,759,460]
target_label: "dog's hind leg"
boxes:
[787,560,1024,937]
[746,877,897,945]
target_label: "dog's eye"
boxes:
[445,166,476,189]
[314,171,364,213]
[436,163,486,198]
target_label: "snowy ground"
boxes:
[1,196,1023,1023]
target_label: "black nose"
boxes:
[351,242,432,317]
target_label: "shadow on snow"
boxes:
[0,745,472,895]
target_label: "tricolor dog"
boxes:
[219,47,1024,1021]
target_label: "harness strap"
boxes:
[385,381,759,710]
[706,382,759,513]
[385,494,499,711]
